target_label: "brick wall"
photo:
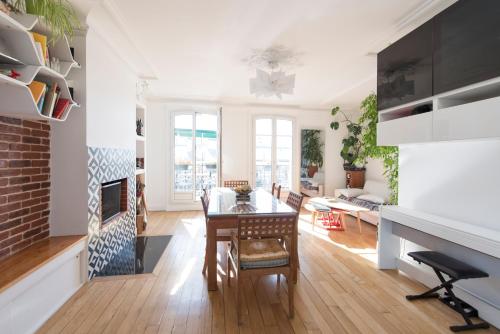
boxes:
[0,117,50,260]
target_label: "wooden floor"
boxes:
[38,210,499,334]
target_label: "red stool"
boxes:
[306,204,346,231]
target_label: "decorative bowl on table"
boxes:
[234,185,252,203]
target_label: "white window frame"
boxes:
[252,115,296,191]
[169,108,221,203]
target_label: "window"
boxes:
[254,117,293,190]
[173,110,219,201]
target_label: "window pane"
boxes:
[195,113,218,197]
[256,118,272,135]
[276,136,292,149]
[276,121,292,189]
[174,114,193,193]
[256,165,272,189]
[276,119,292,136]
[255,118,293,191]
[255,119,272,189]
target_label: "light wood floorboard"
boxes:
[38,210,499,334]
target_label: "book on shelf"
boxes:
[31,32,49,65]
[41,82,59,117]
[37,90,46,112]
[52,98,70,119]
[28,81,46,104]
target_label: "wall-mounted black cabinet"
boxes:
[377,21,433,110]
[433,0,500,94]
[377,0,500,111]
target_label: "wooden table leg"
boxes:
[207,221,218,291]
[356,212,362,233]
[293,223,299,284]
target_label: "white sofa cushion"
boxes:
[363,180,391,203]
[336,188,365,198]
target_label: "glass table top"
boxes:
[207,188,296,217]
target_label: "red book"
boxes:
[52,98,70,119]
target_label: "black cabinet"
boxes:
[377,21,433,110]
[433,0,500,94]
[377,0,500,111]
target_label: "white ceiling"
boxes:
[102,0,455,110]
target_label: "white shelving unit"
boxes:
[377,76,500,145]
[136,101,146,178]
[0,11,79,122]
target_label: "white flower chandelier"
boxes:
[244,45,301,99]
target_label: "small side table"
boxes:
[304,203,346,231]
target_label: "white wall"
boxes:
[146,102,348,211]
[145,102,168,210]
[399,139,500,230]
[365,158,386,183]
[397,139,500,321]
[85,28,136,150]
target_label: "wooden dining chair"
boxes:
[224,180,249,188]
[286,191,304,282]
[227,214,297,321]
[286,191,304,212]
[201,193,235,275]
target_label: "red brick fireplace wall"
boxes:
[0,117,50,260]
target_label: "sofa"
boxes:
[334,180,391,226]
[300,171,325,197]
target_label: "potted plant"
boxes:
[301,129,324,177]
[357,93,399,204]
[12,0,79,41]
[330,106,365,171]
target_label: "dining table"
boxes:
[206,187,297,291]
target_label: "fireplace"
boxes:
[101,178,128,226]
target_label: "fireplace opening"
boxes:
[101,178,127,226]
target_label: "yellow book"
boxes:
[31,32,48,65]
[28,81,47,104]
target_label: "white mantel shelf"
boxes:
[380,206,500,259]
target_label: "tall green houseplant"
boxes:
[357,93,399,204]
[14,0,79,42]
[330,106,364,171]
[301,130,324,177]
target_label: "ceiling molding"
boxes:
[369,0,457,53]
[86,0,158,79]
[146,96,330,112]
[102,0,158,79]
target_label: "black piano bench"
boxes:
[405,251,490,332]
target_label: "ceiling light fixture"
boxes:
[244,45,301,99]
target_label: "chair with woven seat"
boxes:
[224,180,249,188]
[286,191,303,282]
[227,214,297,321]
[201,193,235,275]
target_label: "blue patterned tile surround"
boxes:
[87,147,136,278]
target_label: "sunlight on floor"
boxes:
[181,218,203,238]
[170,257,195,295]
[298,213,378,264]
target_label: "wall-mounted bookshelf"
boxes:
[0,11,79,122]
[136,101,146,174]
[136,100,147,234]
